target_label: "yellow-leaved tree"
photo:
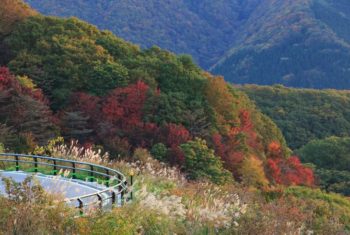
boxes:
[239,156,269,187]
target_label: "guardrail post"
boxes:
[53,159,57,175]
[105,169,110,187]
[118,175,124,204]
[34,157,38,172]
[72,162,76,179]
[122,180,128,205]
[97,194,103,210]
[77,198,84,216]
[15,156,19,171]
[111,191,116,205]
[89,165,94,182]
[129,170,134,201]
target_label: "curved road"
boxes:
[0,171,112,208]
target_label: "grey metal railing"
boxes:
[0,153,130,213]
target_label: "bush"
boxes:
[181,138,232,184]
[284,186,350,231]
[239,156,269,187]
[151,143,167,161]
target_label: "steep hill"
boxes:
[25,0,350,89]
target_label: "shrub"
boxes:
[181,138,232,184]
[239,156,269,187]
[151,143,167,161]
[284,187,350,232]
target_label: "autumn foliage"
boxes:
[266,142,314,186]
[102,81,149,129]
[0,67,56,149]
[0,8,316,186]
[0,67,45,101]
[0,65,315,186]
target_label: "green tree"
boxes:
[60,111,93,142]
[297,136,350,195]
[181,138,232,184]
[0,143,4,152]
[297,136,350,171]
[150,143,167,161]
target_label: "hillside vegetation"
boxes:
[0,1,315,188]
[0,1,349,234]
[24,0,258,69]
[242,85,350,196]
[241,85,350,150]
[25,0,350,89]
[297,136,350,196]
[213,0,350,89]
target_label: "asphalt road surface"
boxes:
[0,171,111,208]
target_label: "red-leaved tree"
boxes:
[266,141,314,186]
[102,81,149,129]
[266,157,314,186]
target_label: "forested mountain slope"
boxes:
[213,0,350,89]
[25,0,350,89]
[241,85,350,149]
[1,2,350,233]
[0,0,316,188]
[24,0,257,69]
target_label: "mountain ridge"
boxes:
[25,0,350,89]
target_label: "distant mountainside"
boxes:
[213,0,350,89]
[24,0,257,69]
[25,0,350,89]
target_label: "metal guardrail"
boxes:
[0,153,130,213]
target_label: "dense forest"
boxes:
[24,0,258,69]
[0,0,309,187]
[25,0,350,89]
[213,0,350,89]
[0,1,349,234]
